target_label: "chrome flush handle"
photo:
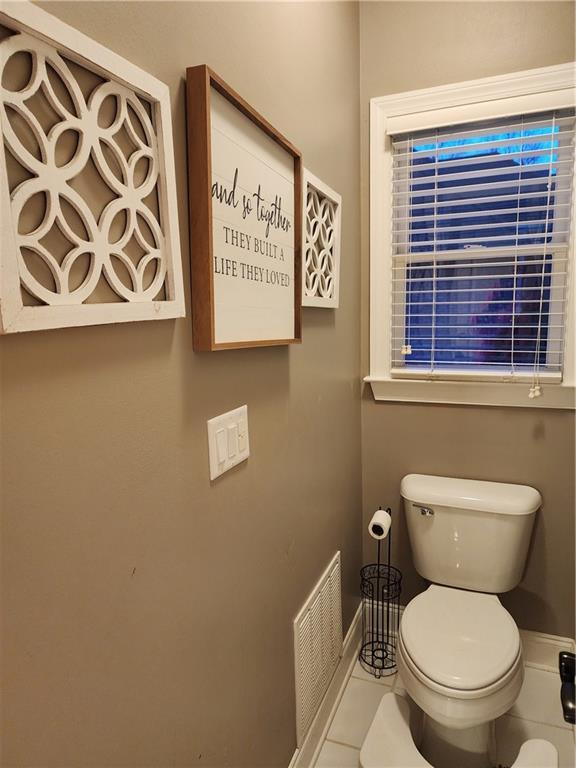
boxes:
[419,506,434,516]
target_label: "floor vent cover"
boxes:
[293,551,343,746]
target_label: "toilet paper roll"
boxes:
[368,509,392,540]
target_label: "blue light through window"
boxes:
[403,121,561,371]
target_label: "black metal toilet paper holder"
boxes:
[359,507,402,678]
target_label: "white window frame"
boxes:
[367,64,576,409]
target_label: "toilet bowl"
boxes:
[360,691,558,768]
[397,585,525,731]
[390,584,526,765]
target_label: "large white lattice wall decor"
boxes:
[302,169,342,309]
[0,2,184,333]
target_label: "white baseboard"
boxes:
[520,628,575,672]
[287,745,300,768]
[288,601,363,768]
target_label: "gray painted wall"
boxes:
[1,4,362,766]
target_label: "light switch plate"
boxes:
[207,405,250,480]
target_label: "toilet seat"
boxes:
[400,585,520,691]
[399,632,523,700]
[396,586,524,730]
[397,628,524,729]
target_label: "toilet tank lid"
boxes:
[400,474,541,515]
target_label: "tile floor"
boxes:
[315,660,575,768]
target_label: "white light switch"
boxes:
[238,418,247,452]
[207,405,250,480]
[216,428,227,464]
[227,424,238,457]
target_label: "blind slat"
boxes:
[393,217,571,236]
[392,336,564,349]
[392,160,574,189]
[392,323,566,330]
[393,303,568,311]
[391,174,573,198]
[393,257,569,269]
[390,360,564,368]
[395,235,568,249]
[392,243,568,261]
[392,188,573,210]
[394,204,566,222]
[392,283,567,293]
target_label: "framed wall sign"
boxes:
[186,65,302,350]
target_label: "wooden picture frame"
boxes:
[186,65,302,351]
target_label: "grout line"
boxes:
[323,738,359,749]
[504,712,575,732]
[321,736,363,751]
[350,673,397,690]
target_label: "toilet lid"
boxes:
[400,585,520,691]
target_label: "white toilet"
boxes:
[360,474,558,768]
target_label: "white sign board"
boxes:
[210,90,296,344]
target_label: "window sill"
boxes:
[364,375,576,409]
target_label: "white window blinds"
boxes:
[390,109,575,389]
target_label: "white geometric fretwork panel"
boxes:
[302,168,342,309]
[0,3,184,333]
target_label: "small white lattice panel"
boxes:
[293,551,343,746]
[0,2,184,333]
[302,169,342,309]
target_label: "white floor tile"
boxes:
[509,666,569,729]
[327,677,386,748]
[351,659,397,686]
[314,740,360,768]
[496,715,575,768]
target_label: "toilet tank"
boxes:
[400,474,541,593]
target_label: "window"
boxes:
[392,110,573,380]
[368,65,576,408]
